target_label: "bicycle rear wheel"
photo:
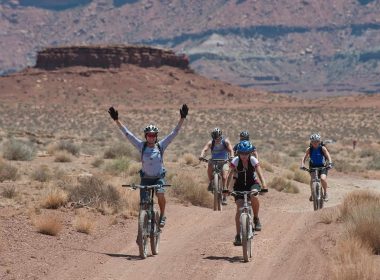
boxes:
[318,185,324,210]
[241,213,251,262]
[138,210,149,259]
[213,174,222,211]
[150,210,160,255]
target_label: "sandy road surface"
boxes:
[45,174,378,280]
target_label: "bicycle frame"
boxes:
[302,167,329,211]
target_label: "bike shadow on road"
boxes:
[204,256,243,263]
[104,253,143,261]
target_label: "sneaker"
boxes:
[208,182,213,192]
[254,217,262,231]
[324,193,329,202]
[309,195,313,201]
[159,216,166,228]
[222,196,228,205]
[233,234,242,246]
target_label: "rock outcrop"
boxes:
[35,45,189,70]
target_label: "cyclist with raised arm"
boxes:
[108,104,188,227]
[233,131,259,159]
[227,140,267,246]
[199,128,234,205]
[300,133,333,202]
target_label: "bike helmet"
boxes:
[144,124,159,134]
[211,128,222,139]
[237,140,253,153]
[310,133,321,142]
[239,130,250,141]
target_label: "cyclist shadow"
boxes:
[105,253,142,261]
[204,256,243,263]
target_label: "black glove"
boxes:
[180,104,189,119]
[328,162,334,169]
[108,106,118,121]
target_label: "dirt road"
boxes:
[41,173,379,280]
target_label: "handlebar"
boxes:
[230,190,260,196]
[199,157,232,163]
[300,166,331,172]
[122,184,172,190]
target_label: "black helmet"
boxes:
[239,130,250,141]
[211,128,222,139]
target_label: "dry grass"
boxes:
[1,185,17,199]
[74,214,95,234]
[33,214,63,236]
[332,237,378,280]
[0,159,18,182]
[260,160,274,172]
[91,158,104,168]
[103,142,133,159]
[268,177,299,194]
[105,157,130,175]
[31,165,51,182]
[181,153,198,166]
[319,207,341,224]
[47,140,80,156]
[293,170,310,184]
[127,161,141,176]
[2,139,36,161]
[169,171,213,208]
[54,151,72,162]
[40,188,69,209]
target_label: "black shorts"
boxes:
[233,183,261,202]
[310,167,328,178]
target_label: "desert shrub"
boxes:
[2,139,36,161]
[91,158,104,168]
[48,140,80,156]
[367,153,380,170]
[359,148,376,158]
[74,214,94,234]
[1,185,17,199]
[285,172,294,180]
[293,170,310,184]
[265,152,283,166]
[0,159,18,182]
[268,177,299,194]
[289,163,299,172]
[31,165,51,182]
[334,159,364,173]
[319,207,340,224]
[182,153,198,166]
[169,172,213,208]
[105,157,129,175]
[260,160,274,172]
[40,188,69,209]
[127,161,141,176]
[54,151,72,162]
[34,215,62,236]
[66,176,121,211]
[103,142,133,159]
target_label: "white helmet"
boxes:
[211,128,222,139]
[310,133,321,142]
[144,124,159,134]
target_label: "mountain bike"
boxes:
[230,189,259,262]
[122,183,171,259]
[301,166,330,211]
[200,157,231,211]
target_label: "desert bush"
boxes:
[67,176,121,211]
[105,157,129,175]
[169,172,213,208]
[367,153,380,170]
[293,170,310,184]
[260,160,274,172]
[289,163,299,172]
[103,142,133,159]
[359,148,376,158]
[54,151,72,162]
[31,165,51,182]
[74,214,94,234]
[182,153,198,166]
[265,152,283,166]
[48,140,80,156]
[319,207,341,224]
[285,172,294,180]
[127,161,141,176]
[1,185,17,199]
[34,215,62,236]
[2,139,36,161]
[40,188,69,209]
[0,159,18,182]
[268,177,299,194]
[334,159,364,173]
[91,158,104,168]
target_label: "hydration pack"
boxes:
[141,142,163,163]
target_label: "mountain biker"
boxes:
[227,140,267,246]
[199,128,234,205]
[108,104,188,227]
[300,133,333,202]
[233,130,259,159]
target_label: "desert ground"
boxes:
[0,64,379,279]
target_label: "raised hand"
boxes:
[108,106,118,121]
[180,104,189,119]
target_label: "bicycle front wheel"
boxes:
[213,173,222,211]
[150,210,160,255]
[311,183,319,211]
[138,210,149,259]
[241,213,251,262]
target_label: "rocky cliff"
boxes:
[35,45,189,70]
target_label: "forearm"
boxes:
[256,168,267,188]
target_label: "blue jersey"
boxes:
[309,146,326,167]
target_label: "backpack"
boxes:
[211,138,228,151]
[141,142,163,163]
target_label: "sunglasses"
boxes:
[146,133,157,138]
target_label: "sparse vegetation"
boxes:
[260,160,274,172]
[182,153,198,166]
[74,214,94,234]
[293,170,310,184]
[1,185,17,199]
[105,156,129,175]
[31,165,51,182]
[127,161,141,176]
[0,159,18,182]
[170,172,213,208]
[48,140,80,156]
[2,139,36,161]
[91,158,104,168]
[54,151,72,162]
[367,153,380,170]
[319,207,340,224]
[268,177,299,194]
[34,215,63,236]
[40,188,69,209]
[103,142,133,159]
